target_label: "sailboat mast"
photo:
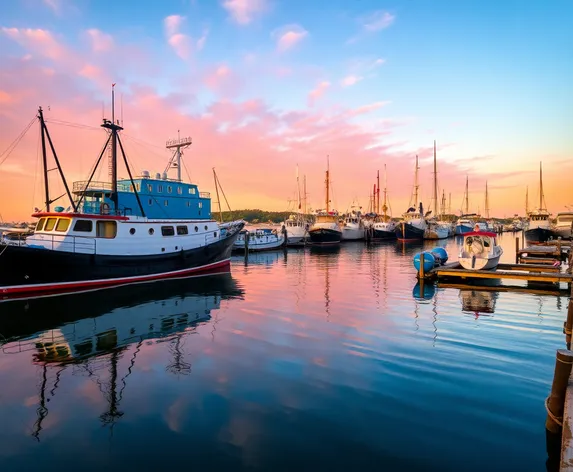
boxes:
[539,161,543,209]
[414,155,419,205]
[433,140,438,215]
[296,164,302,211]
[303,175,307,214]
[466,175,470,215]
[325,156,330,213]
[111,85,117,202]
[212,168,223,222]
[525,186,529,214]
[485,181,490,219]
[38,108,50,212]
[449,192,451,214]
[383,164,388,220]
[376,170,380,214]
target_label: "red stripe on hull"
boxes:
[0,259,230,297]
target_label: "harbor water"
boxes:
[0,233,568,471]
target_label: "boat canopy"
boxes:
[464,231,497,238]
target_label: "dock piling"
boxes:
[419,252,425,279]
[567,286,573,349]
[546,349,573,434]
[515,237,520,264]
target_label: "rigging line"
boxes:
[122,134,169,162]
[0,116,36,166]
[122,133,169,152]
[181,156,193,183]
[32,125,41,212]
[44,119,102,131]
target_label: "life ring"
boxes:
[101,202,111,215]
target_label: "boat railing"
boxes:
[26,233,98,254]
[73,181,132,193]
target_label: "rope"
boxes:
[545,396,563,427]
[557,357,573,365]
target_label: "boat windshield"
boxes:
[465,235,492,254]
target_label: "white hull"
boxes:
[234,231,285,251]
[424,224,449,240]
[341,227,365,240]
[459,253,501,270]
[554,227,573,239]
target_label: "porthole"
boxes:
[214,232,217,238]
[204,225,208,230]
[175,246,178,250]
[194,226,198,232]
[161,247,165,252]
[149,228,154,235]
[129,228,136,235]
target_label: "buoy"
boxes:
[413,251,435,273]
[54,206,64,213]
[431,247,448,264]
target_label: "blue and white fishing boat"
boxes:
[0,93,244,297]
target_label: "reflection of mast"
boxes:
[433,140,438,216]
[166,334,191,376]
[324,262,331,322]
[99,351,124,427]
[31,364,65,442]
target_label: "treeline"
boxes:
[217,209,307,224]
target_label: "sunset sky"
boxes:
[0,0,571,221]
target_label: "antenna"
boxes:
[165,132,192,182]
[120,93,124,126]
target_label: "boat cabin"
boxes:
[463,231,498,255]
[72,171,211,220]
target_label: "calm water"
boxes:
[0,233,569,471]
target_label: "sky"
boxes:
[0,0,572,221]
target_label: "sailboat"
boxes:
[454,176,476,235]
[524,161,555,242]
[371,166,397,240]
[282,167,310,246]
[424,141,449,240]
[0,89,245,297]
[395,155,427,241]
[309,157,343,245]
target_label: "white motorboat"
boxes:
[554,212,573,240]
[341,211,365,241]
[458,231,503,270]
[282,214,309,246]
[234,228,285,252]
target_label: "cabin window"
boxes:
[136,183,141,191]
[167,186,172,194]
[186,201,191,207]
[189,187,196,195]
[148,199,153,205]
[214,232,217,238]
[164,200,169,206]
[161,226,175,236]
[55,218,71,232]
[73,220,93,232]
[158,185,163,192]
[44,218,57,231]
[177,225,188,235]
[96,221,117,238]
[177,187,183,195]
[148,184,153,192]
[36,218,46,231]
[483,239,490,247]
[198,202,203,209]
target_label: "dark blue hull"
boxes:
[524,227,555,242]
[309,228,342,245]
[372,229,397,241]
[395,222,425,241]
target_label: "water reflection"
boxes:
[459,290,499,318]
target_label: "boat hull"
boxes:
[309,228,342,245]
[553,227,573,240]
[459,254,501,270]
[524,227,555,242]
[341,227,365,241]
[424,226,449,240]
[395,222,425,241]
[371,228,397,241]
[455,224,473,235]
[0,231,240,297]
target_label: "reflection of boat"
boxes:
[0,271,243,346]
[458,231,503,270]
[234,228,285,251]
[459,289,498,315]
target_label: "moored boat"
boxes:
[458,231,503,270]
[0,97,244,297]
[309,158,342,245]
[233,228,286,251]
[524,162,555,242]
[395,156,427,241]
[554,212,573,240]
[341,210,365,241]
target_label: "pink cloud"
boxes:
[307,81,330,107]
[163,15,207,59]
[203,64,243,98]
[273,24,308,52]
[350,101,391,116]
[341,75,363,87]
[222,0,267,25]
[43,0,62,14]
[85,28,113,53]
[1,27,68,61]
[363,11,396,31]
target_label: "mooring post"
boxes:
[244,230,249,254]
[546,349,573,434]
[419,252,425,280]
[567,289,573,349]
[515,237,520,264]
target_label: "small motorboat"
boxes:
[233,228,286,252]
[458,231,503,270]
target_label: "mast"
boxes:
[448,192,451,215]
[539,161,544,210]
[213,168,223,222]
[372,184,376,213]
[303,175,307,215]
[296,165,301,211]
[525,186,529,214]
[485,181,490,219]
[101,84,122,210]
[465,176,469,214]
[433,140,438,216]
[441,190,446,217]
[39,108,50,212]
[414,155,419,205]
[382,164,388,221]
[376,170,380,214]
[165,131,192,182]
[325,155,330,213]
